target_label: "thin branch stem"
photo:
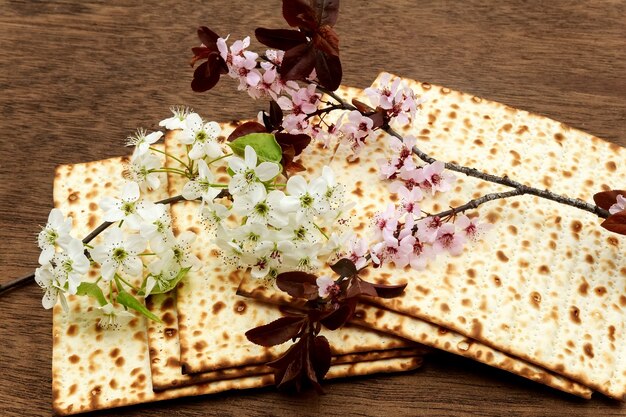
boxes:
[305,104,344,119]
[150,168,189,176]
[427,189,525,221]
[148,146,190,170]
[315,84,610,219]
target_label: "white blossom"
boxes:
[97,303,135,330]
[126,151,162,192]
[34,263,67,311]
[228,145,280,196]
[99,182,144,229]
[38,208,72,265]
[179,113,223,160]
[281,175,327,222]
[51,238,90,294]
[232,188,287,228]
[125,128,163,157]
[138,203,175,253]
[90,227,147,281]
[182,159,222,205]
[159,106,191,130]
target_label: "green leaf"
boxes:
[76,282,108,306]
[115,284,162,323]
[138,267,191,296]
[227,133,282,164]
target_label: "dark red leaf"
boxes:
[313,26,339,56]
[282,0,317,30]
[269,341,304,389]
[227,121,267,142]
[371,282,408,299]
[320,300,355,330]
[269,100,284,129]
[280,43,317,81]
[346,277,378,298]
[330,258,357,277]
[197,26,220,46]
[314,49,342,91]
[593,190,626,211]
[285,160,307,174]
[245,316,305,347]
[352,98,373,113]
[304,349,321,393]
[368,108,387,129]
[601,211,626,235]
[312,0,340,26]
[312,335,331,380]
[191,60,220,92]
[277,271,319,300]
[275,132,312,156]
[255,27,308,51]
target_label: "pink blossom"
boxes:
[370,229,412,267]
[364,74,424,126]
[377,135,417,179]
[373,203,401,239]
[255,67,282,100]
[277,84,320,115]
[217,36,262,95]
[397,186,423,216]
[399,234,433,270]
[416,216,443,243]
[347,237,369,270]
[377,158,398,179]
[338,110,374,155]
[609,194,626,215]
[316,275,337,298]
[433,223,466,256]
[365,74,401,110]
[282,113,309,134]
[264,49,284,66]
[456,214,492,241]
[415,161,455,195]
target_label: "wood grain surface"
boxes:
[1,1,625,416]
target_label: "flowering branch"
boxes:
[315,85,611,220]
[0,194,190,295]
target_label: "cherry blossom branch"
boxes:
[0,194,191,295]
[425,189,525,221]
[315,85,611,220]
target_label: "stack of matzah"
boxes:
[49,73,625,414]
[51,138,426,415]
[238,75,626,400]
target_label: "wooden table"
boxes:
[1,1,625,415]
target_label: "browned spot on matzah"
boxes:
[583,343,595,359]
[570,306,581,324]
[496,251,509,262]
[212,301,226,315]
[530,292,541,308]
[595,286,607,296]
[234,300,247,314]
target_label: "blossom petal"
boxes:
[286,175,307,196]
[188,142,205,160]
[255,162,279,181]
[204,141,224,159]
[126,234,148,255]
[244,145,257,168]
[228,157,247,174]
[122,256,143,277]
[203,121,221,139]
[122,181,141,202]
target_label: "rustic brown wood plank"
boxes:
[0,0,625,415]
